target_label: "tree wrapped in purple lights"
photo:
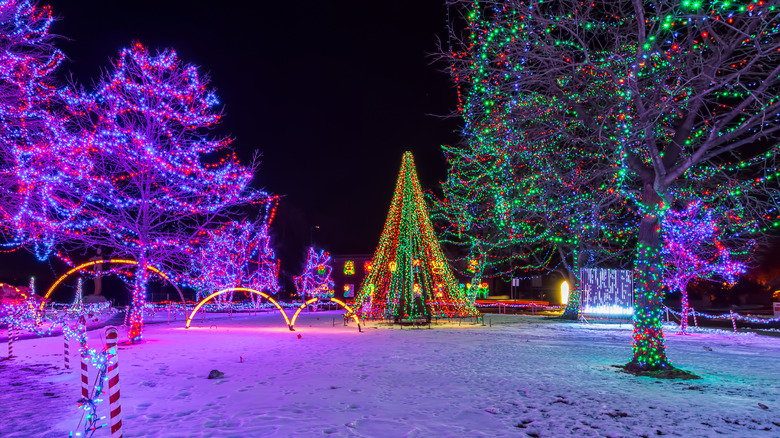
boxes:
[188,200,280,304]
[249,222,281,296]
[294,247,334,304]
[57,42,266,342]
[0,0,78,259]
[661,201,751,334]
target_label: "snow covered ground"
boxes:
[2,310,779,437]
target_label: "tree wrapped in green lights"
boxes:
[354,152,479,321]
[433,134,635,317]
[445,0,780,371]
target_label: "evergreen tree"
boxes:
[188,205,279,305]
[661,201,751,334]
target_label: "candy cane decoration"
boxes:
[79,317,89,399]
[64,330,70,369]
[105,327,123,437]
[7,324,14,358]
[691,307,698,328]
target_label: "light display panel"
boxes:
[580,268,633,316]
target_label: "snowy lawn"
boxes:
[2,311,779,437]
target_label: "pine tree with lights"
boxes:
[59,42,266,342]
[445,0,780,373]
[354,152,479,321]
[294,247,334,304]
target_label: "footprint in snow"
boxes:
[175,410,196,417]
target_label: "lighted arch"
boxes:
[288,297,361,330]
[290,298,318,330]
[42,259,186,312]
[186,287,290,329]
[329,297,360,325]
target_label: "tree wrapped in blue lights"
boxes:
[294,247,334,303]
[58,42,266,342]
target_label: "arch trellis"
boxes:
[42,259,187,312]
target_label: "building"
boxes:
[330,254,373,302]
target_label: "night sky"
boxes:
[33,0,462,278]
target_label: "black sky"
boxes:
[43,0,462,275]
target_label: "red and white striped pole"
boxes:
[79,317,89,400]
[63,328,70,369]
[730,310,738,333]
[105,327,122,438]
[7,324,14,358]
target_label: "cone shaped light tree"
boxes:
[355,152,479,320]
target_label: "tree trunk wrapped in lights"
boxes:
[354,152,479,321]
